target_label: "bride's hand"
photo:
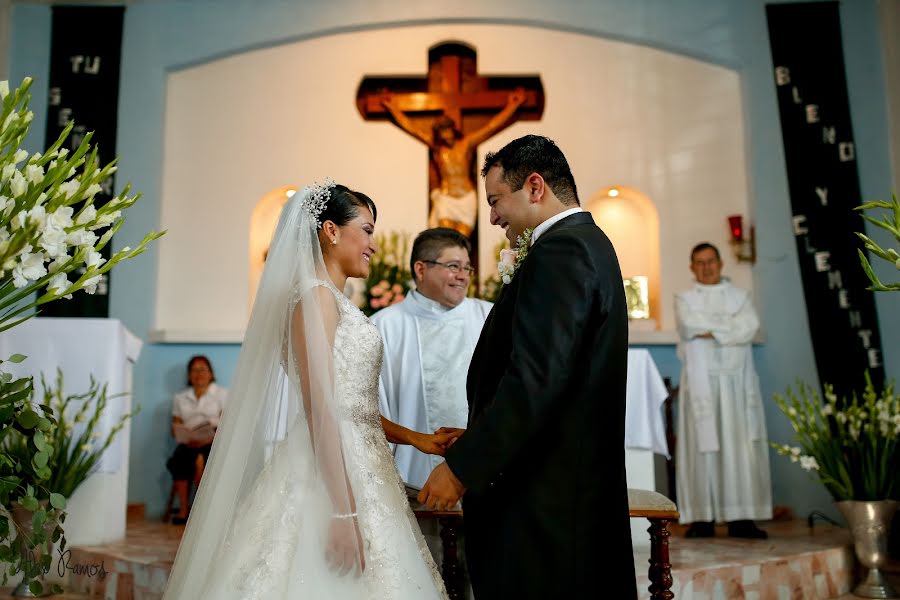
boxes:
[325,516,365,576]
[411,431,457,456]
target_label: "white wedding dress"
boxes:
[163,182,448,600]
[196,281,448,600]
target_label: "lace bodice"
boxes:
[328,283,385,429]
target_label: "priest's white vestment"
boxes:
[674,280,773,524]
[372,291,492,488]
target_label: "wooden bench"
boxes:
[628,488,678,600]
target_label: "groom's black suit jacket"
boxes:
[445,211,636,598]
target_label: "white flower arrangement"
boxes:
[0,77,164,331]
[772,373,899,500]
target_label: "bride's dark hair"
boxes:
[319,184,377,228]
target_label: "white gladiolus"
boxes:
[75,204,97,226]
[821,404,833,416]
[47,271,70,296]
[13,149,28,164]
[12,250,47,287]
[66,228,98,248]
[2,164,15,182]
[45,206,74,230]
[27,205,47,228]
[83,274,102,295]
[24,163,44,184]
[799,456,819,471]
[85,183,102,197]
[47,256,70,273]
[95,210,121,228]
[12,210,27,230]
[85,248,105,269]
[0,81,8,99]
[10,171,27,197]
[58,179,80,199]
[39,227,68,258]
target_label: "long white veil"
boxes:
[163,182,364,599]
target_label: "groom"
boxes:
[419,135,636,598]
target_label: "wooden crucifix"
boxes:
[356,42,544,255]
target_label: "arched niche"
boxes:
[585,185,661,328]
[248,186,296,314]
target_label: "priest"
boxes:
[372,228,492,490]
[675,242,772,539]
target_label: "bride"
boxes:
[162,180,454,599]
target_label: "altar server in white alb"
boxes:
[372,228,492,490]
[675,242,772,539]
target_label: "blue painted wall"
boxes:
[8,0,898,521]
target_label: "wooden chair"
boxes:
[628,488,678,600]
[163,453,205,523]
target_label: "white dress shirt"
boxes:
[172,382,228,429]
[531,206,584,245]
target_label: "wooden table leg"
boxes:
[647,518,674,600]
[438,516,464,600]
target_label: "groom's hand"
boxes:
[418,462,465,511]
[434,427,465,448]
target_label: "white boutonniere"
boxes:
[497,227,533,285]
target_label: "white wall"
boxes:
[154,23,753,341]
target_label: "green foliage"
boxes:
[855,193,900,291]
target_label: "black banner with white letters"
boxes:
[40,6,124,318]
[766,2,884,398]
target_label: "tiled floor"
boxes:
[636,521,856,599]
[6,518,899,599]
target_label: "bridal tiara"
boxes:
[302,177,336,228]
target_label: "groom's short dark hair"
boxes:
[410,228,471,282]
[481,135,579,206]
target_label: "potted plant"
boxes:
[772,374,899,598]
[0,77,163,595]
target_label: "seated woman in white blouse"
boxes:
[166,355,227,524]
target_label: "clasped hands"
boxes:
[417,427,466,511]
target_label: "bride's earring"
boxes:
[331,238,337,245]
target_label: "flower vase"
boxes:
[9,501,54,598]
[836,500,899,599]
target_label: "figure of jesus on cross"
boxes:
[381,89,526,236]
[357,42,544,246]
